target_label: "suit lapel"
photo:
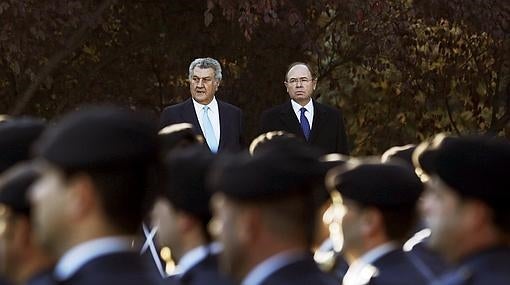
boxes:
[309,100,324,143]
[181,98,204,137]
[280,101,305,140]
[217,100,227,151]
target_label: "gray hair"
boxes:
[188,57,222,81]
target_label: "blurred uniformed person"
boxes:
[315,153,351,282]
[152,146,232,285]
[415,135,510,284]
[209,142,338,285]
[140,123,205,276]
[382,144,448,279]
[326,161,429,285]
[0,117,47,285]
[29,106,163,285]
[0,164,54,285]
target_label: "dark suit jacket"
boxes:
[259,100,348,154]
[259,255,339,285]
[346,249,429,285]
[58,251,164,285]
[160,98,244,153]
[164,253,233,285]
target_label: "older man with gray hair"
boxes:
[160,57,244,153]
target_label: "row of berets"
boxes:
[0,106,509,285]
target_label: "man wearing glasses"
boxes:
[259,62,348,154]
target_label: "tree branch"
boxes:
[10,0,117,115]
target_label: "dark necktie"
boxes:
[300,107,311,140]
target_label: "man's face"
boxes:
[284,64,317,106]
[340,199,365,260]
[0,206,21,278]
[190,67,219,105]
[211,194,247,282]
[29,165,70,255]
[421,175,466,258]
[151,198,181,257]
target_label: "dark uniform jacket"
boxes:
[26,269,54,285]
[431,246,510,285]
[257,255,339,285]
[343,249,429,285]
[164,253,232,285]
[56,251,163,285]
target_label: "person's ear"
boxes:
[10,216,31,250]
[360,207,384,238]
[462,200,493,232]
[66,173,97,221]
[238,206,261,244]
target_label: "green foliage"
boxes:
[311,0,509,154]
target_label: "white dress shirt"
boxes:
[291,99,314,129]
[193,97,220,143]
[241,250,308,285]
[55,236,134,281]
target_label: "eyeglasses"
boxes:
[286,77,313,85]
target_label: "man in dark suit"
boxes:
[259,62,348,154]
[151,146,232,285]
[326,161,430,285]
[29,107,163,285]
[415,135,510,285]
[160,57,243,153]
[209,141,338,285]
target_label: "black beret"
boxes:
[249,131,297,156]
[414,135,510,211]
[33,106,159,169]
[328,162,423,208]
[381,144,417,169]
[210,142,326,201]
[0,117,46,173]
[159,123,201,152]
[0,163,40,215]
[163,146,214,222]
[320,153,351,171]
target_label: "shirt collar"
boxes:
[291,99,313,115]
[192,97,218,114]
[55,236,134,281]
[175,244,212,276]
[343,242,397,285]
[359,242,398,265]
[241,249,308,285]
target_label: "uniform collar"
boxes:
[55,236,134,281]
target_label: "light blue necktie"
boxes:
[202,106,218,153]
[300,107,311,141]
